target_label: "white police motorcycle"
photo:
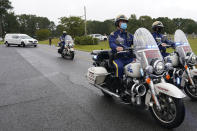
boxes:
[58,35,75,60]
[87,28,185,129]
[164,29,197,100]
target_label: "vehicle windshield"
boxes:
[20,35,32,39]
[174,29,192,54]
[95,35,101,37]
[65,35,74,44]
[134,28,163,65]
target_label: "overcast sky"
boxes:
[10,0,197,24]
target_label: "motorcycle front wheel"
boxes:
[150,93,185,129]
[69,52,74,60]
[184,77,197,100]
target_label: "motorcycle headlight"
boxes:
[69,43,74,47]
[187,53,196,65]
[153,60,165,75]
[92,55,98,61]
[145,66,153,75]
[191,55,196,64]
[165,62,173,71]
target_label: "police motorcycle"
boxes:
[164,29,197,100]
[58,35,75,60]
[87,28,185,129]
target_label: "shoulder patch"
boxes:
[110,32,114,36]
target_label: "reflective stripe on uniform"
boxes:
[113,61,118,77]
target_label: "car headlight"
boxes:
[153,60,165,75]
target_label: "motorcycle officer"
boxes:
[59,31,67,53]
[152,21,175,57]
[109,14,134,80]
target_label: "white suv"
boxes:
[4,34,38,47]
[89,34,108,41]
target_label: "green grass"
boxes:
[0,41,3,44]
[39,38,59,46]
[189,38,197,54]
[74,41,110,52]
[166,38,197,54]
[39,38,197,53]
[39,38,110,52]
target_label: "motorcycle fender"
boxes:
[181,71,187,87]
[145,90,152,106]
[70,48,74,52]
[154,83,186,98]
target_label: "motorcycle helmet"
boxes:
[115,14,128,27]
[152,21,164,33]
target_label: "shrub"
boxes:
[75,36,98,45]
[36,29,51,40]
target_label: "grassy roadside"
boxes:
[39,38,197,53]
[39,38,110,52]
[167,38,197,54]
[188,39,197,54]
[0,41,3,44]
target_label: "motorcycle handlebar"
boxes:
[116,47,133,54]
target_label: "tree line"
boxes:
[1,0,197,40]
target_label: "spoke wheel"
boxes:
[184,77,197,100]
[150,93,185,129]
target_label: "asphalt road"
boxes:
[0,44,197,131]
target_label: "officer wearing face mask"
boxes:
[109,14,134,78]
[152,21,175,57]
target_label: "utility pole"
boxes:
[84,6,87,36]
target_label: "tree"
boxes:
[35,29,51,40]
[55,24,65,37]
[87,19,115,35]
[4,12,19,33]
[59,16,85,37]
[17,14,54,37]
[0,0,13,37]
[128,14,140,33]
[138,16,153,31]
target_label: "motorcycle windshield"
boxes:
[65,35,74,44]
[174,29,192,55]
[134,28,163,66]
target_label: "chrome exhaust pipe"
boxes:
[94,84,120,98]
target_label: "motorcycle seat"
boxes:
[91,50,111,60]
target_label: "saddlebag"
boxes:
[87,67,109,85]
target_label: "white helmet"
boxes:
[115,14,128,27]
[152,21,164,30]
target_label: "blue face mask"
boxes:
[120,23,127,30]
